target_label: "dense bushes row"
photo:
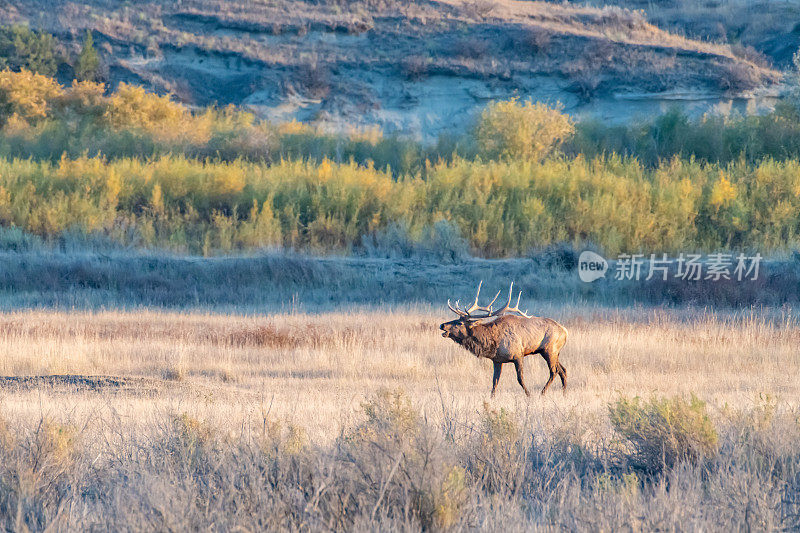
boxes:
[4,69,800,174]
[570,104,800,167]
[0,26,59,77]
[2,69,800,255]
[1,155,799,255]
[0,69,439,175]
[2,392,797,531]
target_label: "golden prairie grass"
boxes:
[1,306,799,530]
[0,307,797,443]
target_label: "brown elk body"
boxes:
[439,283,568,396]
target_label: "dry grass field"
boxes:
[1,305,799,530]
[1,306,798,441]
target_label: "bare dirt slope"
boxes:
[577,0,800,69]
[2,0,783,136]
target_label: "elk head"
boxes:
[439,281,531,341]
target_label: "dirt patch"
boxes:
[0,375,163,394]
[0,319,391,351]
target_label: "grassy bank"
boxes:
[0,245,798,310]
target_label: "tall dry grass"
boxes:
[0,307,798,530]
[0,307,797,441]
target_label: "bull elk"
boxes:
[439,282,567,396]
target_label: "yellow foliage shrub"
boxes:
[0,152,798,255]
[0,69,63,123]
[709,175,737,209]
[475,98,574,161]
[105,83,186,128]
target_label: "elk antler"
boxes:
[447,280,501,319]
[487,282,532,318]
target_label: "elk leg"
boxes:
[539,352,557,395]
[513,359,531,397]
[541,369,556,395]
[490,362,502,397]
[557,362,567,391]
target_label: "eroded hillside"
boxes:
[2,0,784,136]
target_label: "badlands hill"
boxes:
[1,0,785,137]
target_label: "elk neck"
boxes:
[461,321,497,358]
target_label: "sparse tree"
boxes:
[789,50,800,109]
[75,30,100,82]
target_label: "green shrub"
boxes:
[3,70,800,256]
[168,413,219,473]
[0,226,43,251]
[465,405,527,493]
[0,153,800,255]
[0,416,83,532]
[569,105,800,166]
[0,69,63,125]
[344,390,468,529]
[0,25,59,76]
[8,69,800,176]
[258,418,308,458]
[609,395,718,475]
[360,221,420,258]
